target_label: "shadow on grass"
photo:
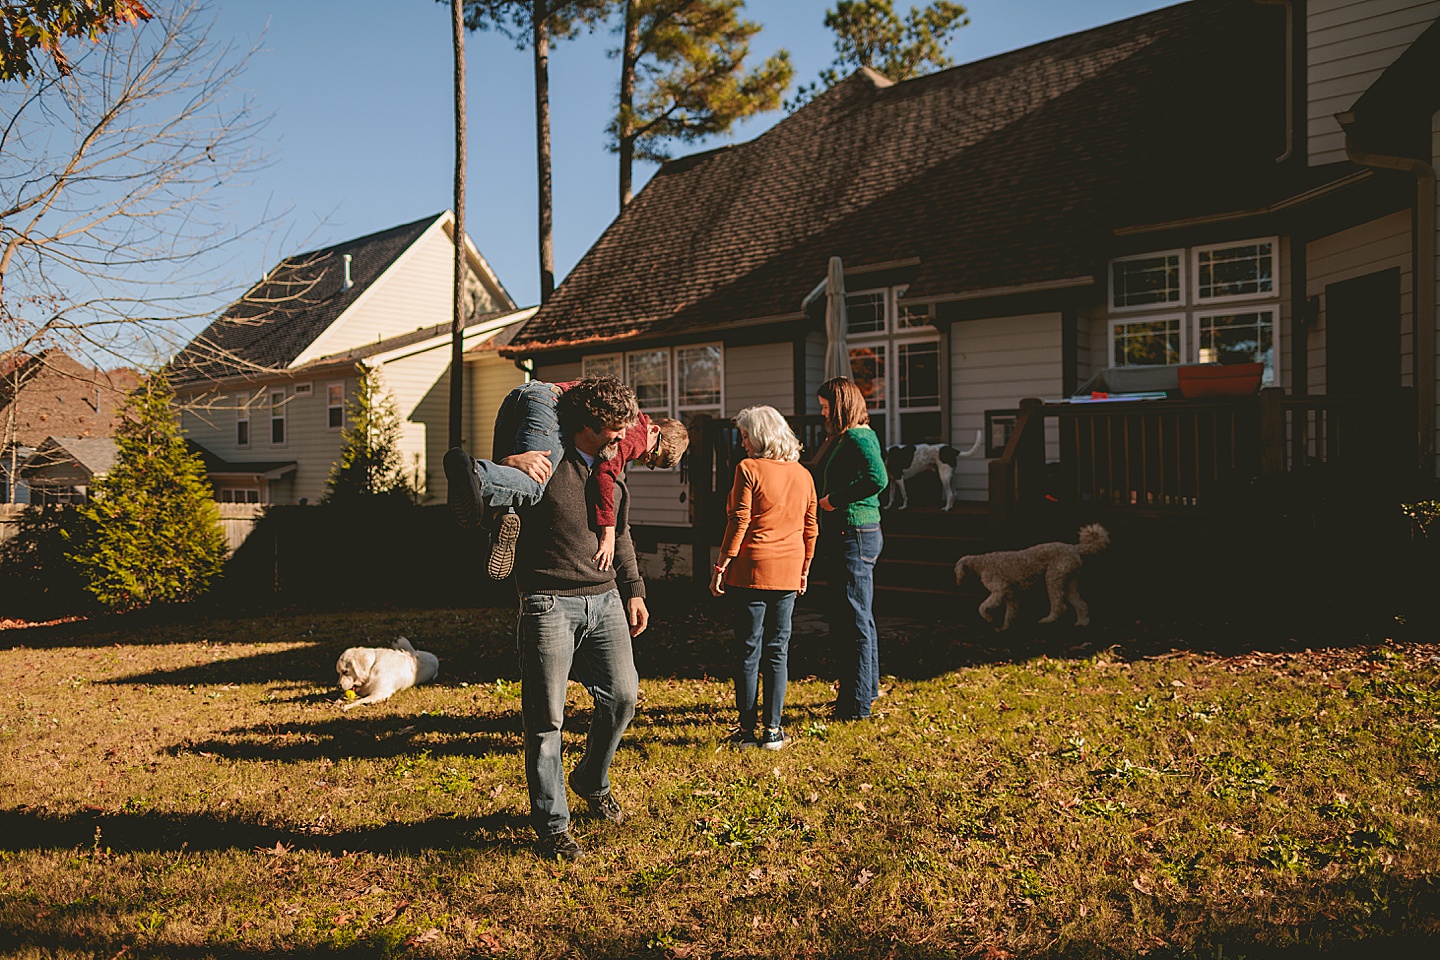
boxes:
[169,711,525,763]
[4,574,1430,692]
[0,805,528,857]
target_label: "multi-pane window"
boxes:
[626,349,670,415]
[219,487,261,503]
[270,389,286,445]
[675,344,722,414]
[1113,316,1183,368]
[327,382,344,429]
[1197,309,1276,383]
[1107,239,1280,384]
[1111,251,1183,309]
[584,344,723,436]
[1195,240,1274,302]
[236,395,250,447]
[844,291,887,335]
[581,354,624,381]
[847,286,941,446]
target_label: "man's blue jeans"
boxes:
[518,589,638,839]
[729,587,796,732]
[474,381,566,509]
[833,524,882,719]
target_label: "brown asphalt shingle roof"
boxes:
[508,0,1355,353]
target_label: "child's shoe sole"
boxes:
[487,512,521,580]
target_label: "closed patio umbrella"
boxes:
[823,256,849,381]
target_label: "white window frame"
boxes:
[218,486,261,503]
[327,382,344,431]
[844,287,889,336]
[1193,307,1280,385]
[582,353,625,380]
[235,395,250,449]
[1109,248,1187,314]
[1192,236,1278,305]
[1109,314,1188,369]
[846,285,943,445]
[269,388,287,447]
[674,342,724,418]
[625,347,673,417]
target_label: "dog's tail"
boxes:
[1077,524,1110,556]
[954,556,972,585]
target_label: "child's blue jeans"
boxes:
[474,381,565,508]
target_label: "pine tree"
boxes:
[786,0,969,111]
[323,364,414,504]
[69,375,227,611]
[611,0,792,208]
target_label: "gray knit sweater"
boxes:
[513,447,646,600]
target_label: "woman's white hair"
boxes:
[734,405,802,462]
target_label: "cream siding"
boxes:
[949,314,1064,501]
[1305,210,1413,394]
[179,377,351,505]
[292,222,508,367]
[536,361,583,383]
[467,355,527,461]
[371,315,533,505]
[725,342,794,415]
[1307,0,1440,165]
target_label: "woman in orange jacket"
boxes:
[710,405,819,750]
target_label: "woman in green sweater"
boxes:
[815,376,888,721]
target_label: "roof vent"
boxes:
[342,253,354,291]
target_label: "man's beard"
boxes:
[596,439,622,461]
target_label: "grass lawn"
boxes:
[1,587,1438,959]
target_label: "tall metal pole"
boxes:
[448,0,467,450]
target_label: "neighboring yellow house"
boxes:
[169,212,534,504]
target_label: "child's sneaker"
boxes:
[487,511,521,580]
[727,728,758,750]
[444,447,483,529]
[757,726,789,750]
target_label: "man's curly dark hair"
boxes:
[557,376,639,436]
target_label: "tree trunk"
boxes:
[534,0,555,303]
[449,0,467,450]
[618,0,639,209]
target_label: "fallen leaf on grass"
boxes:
[255,842,292,857]
[856,868,875,887]
[406,929,441,946]
[376,900,411,925]
[332,913,353,927]
[1132,877,1154,896]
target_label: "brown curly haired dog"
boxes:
[955,525,1110,631]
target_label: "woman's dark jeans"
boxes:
[833,523,882,719]
[730,586,796,731]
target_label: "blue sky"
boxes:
[207,0,1180,313]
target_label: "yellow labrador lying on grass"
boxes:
[335,637,439,710]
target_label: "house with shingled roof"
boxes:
[500,0,1439,583]
[169,212,534,505]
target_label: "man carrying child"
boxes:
[446,377,666,860]
[443,379,687,579]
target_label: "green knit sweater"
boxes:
[818,426,887,528]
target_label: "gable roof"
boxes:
[28,436,119,477]
[169,213,515,383]
[507,0,1355,354]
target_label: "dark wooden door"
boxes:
[1326,267,1401,395]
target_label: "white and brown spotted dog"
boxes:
[955,525,1110,631]
[884,430,983,511]
[335,637,439,711]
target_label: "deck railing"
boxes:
[989,388,1418,523]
